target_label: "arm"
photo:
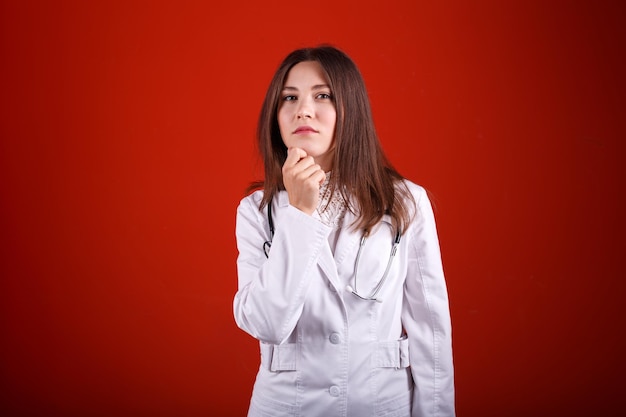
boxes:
[233,194,331,345]
[402,186,455,417]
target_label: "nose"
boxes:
[296,97,313,119]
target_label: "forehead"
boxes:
[283,61,329,87]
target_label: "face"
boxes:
[278,61,337,172]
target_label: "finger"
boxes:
[283,156,315,178]
[295,163,323,180]
[317,170,327,185]
[313,168,326,186]
[285,147,308,166]
[296,168,325,187]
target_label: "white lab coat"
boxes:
[234,180,455,417]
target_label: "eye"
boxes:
[282,95,297,101]
[316,93,332,100]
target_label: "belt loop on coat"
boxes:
[260,342,297,372]
[373,336,411,369]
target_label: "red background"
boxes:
[1,1,624,416]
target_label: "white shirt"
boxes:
[311,172,347,253]
[234,180,455,417]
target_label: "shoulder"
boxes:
[397,179,440,235]
[238,189,290,210]
[240,189,264,205]
[400,178,425,195]
[398,178,428,205]
[237,190,264,215]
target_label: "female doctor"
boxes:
[234,46,455,417]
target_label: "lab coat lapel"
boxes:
[316,243,339,288]
[315,209,362,294]
[330,209,362,279]
[277,191,341,290]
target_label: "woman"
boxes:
[234,45,455,417]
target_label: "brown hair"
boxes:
[250,45,415,235]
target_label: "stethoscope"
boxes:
[263,199,401,303]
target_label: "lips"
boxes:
[294,126,317,134]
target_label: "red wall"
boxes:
[1,1,624,416]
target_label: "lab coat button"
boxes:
[329,385,340,397]
[329,332,341,344]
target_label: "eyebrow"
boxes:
[282,84,331,91]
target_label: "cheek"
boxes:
[325,109,337,130]
[277,109,288,132]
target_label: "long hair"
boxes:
[250,45,415,235]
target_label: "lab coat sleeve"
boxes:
[233,194,332,345]
[402,186,455,417]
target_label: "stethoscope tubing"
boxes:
[263,201,275,258]
[351,232,400,302]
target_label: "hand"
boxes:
[282,147,326,215]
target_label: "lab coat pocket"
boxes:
[249,392,298,417]
[374,388,413,417]
[372,336,412,416]
[253,343,299,416]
